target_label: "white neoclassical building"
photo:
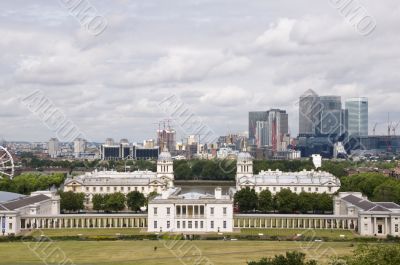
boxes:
[0,191,60,235]
[64,151,174,207]
[236,152,341,194]
[148,187,233,233]
[334,192,400,237]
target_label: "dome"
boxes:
[158,151,172,162]
[237,152,252,161]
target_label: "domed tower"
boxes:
[157,151,174,186]
[236,152,253,184]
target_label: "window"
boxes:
[182,221,186,229]
[301,187,304,191]
[308,187,311,192]
[100,187,103,192]
[107,187,110,192]
[141,187,144,191]
[177,221,180,229]
[188,221,192,229]
[154,207,158,215]
[210,221,214,229]
[294,187,297,192]
[86,187,89,192]
[120,187,124,191]
[315,187,319,192]
[167,207,170,215]
[195,221,198,229]
[93,187,96,192]
[273,187,276,191]
[9,223,12,230]
[200,221,204,229]
[223,221,227,229]
[328,187,332,192]
[128,187,131,191]
[395,224,399,233]
[259,187,262,192]
[210,207,214,215]
[223,207,227,215]
[167,221,170,229]
[114,187,117,191]
[154,221,157,229]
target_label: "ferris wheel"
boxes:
[0,146,14,179]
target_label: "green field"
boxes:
[26,228,143,237]
[0,240,357,265]
[239,229,356,239]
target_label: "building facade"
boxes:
[345,97,368,136]
[235,152,340,194]
[64,151,174,208]
[148,187,233,233]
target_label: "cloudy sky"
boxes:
[1,0,400,142]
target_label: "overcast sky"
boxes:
[1,0,400,142]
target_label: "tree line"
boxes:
[248,244,400,265]
[59,190,157,212]
[234,187,333,214]
[0,173,65,195]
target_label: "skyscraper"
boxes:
[248,111,268,144]
[255,121,269,147]
[345,97,368,136]
[299,90,321,136]
[267,109,289,152]
[157,128,176,152]
[73,138,87,158]
[318,96,345,136]
[48,138,60,158]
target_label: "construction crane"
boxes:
[372,123,378,136]
[392,121,400,136]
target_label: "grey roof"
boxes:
[158,151,172,161]
[0,194,50,211]
[0,191,25,202]
[237,152,252,161]
[376,202,400,209]
[341,194,400,212]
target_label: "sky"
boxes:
[1,0,400,142]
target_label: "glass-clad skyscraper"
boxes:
[345,97,368,136]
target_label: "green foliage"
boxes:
[320,161,349,178]
[104,192,126,212]
[126,191,146,211]
[173,159,236,180]
[174,161,193,180]
[338,244,400,265]
[275,189,297,213]
[248,251,317,265]
[234,187,258,212]
[92,194,106,212]
[258,189,273,212]
[59,191,85,212]
[253,160,314,174]
[0,173,66,195]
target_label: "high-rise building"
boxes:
[267,109,289,152]
[255,121,269,147]
[157,128,176,152]
[73,138,87,158]
[345,97,368,136]
[248,111,268,144]
[318,96,346,136]
[48,138,60,158]
[299,90,321,137]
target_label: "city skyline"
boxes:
[1,1,400,142]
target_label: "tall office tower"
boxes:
[255,121,269,147]
[157,128,176,152]
[73,138,87,157]
[119,139,131,159]
[48,138,60,158]
[318,96,345,136]
[299,90,321,136]
[268,109,289,152]
[249,111,268,144]
[345,97,368,136]
[143,139,155,148]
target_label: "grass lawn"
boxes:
[0,240,358,265]
[238,229,357,239]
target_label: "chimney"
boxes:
[215,187,222,199]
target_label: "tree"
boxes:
[248,251,317,265]
[174,162,192,180]
[105,192,126,212]
[275,189,297,213]
[317,193,333,213]
[59,191,85,212]
[258,189,273,212]
[296,192,313,213]
[339,244,400,265]
[372,181,400,204]
[234,187,258,212]
[127,191,146,211]
[92,194,106,212]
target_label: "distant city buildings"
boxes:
[345,97,369,137]
[48,138,60,158]
[73,138,87,158]
[101,138,159,160]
